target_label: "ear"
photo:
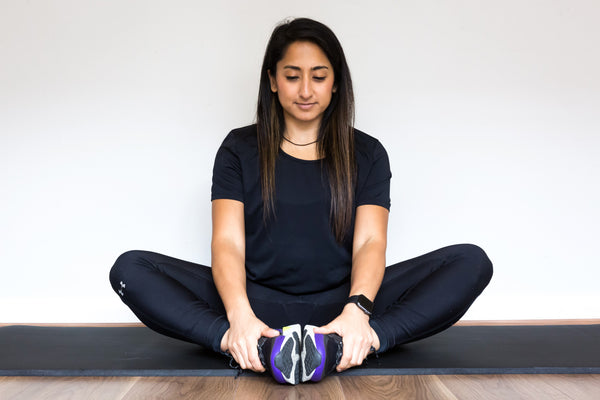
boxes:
[268,69,277,93]
[332,83,338,93]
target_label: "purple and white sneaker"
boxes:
[301,324,343,382]
[257,324,302,385]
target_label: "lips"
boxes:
[296,103,316,110]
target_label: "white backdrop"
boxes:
[1,0,598,322]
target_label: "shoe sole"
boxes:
[301,324,326,382]
[271,324,301,385]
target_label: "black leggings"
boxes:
[109,244,492,354]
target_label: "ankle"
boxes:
[220,329,229,352]
[370,327,380,353]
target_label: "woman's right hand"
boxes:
[221,311,280,372]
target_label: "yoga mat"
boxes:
[1,325,598,376]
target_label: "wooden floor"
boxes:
[1,374,600,399]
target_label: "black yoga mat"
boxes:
[1,325,598,376]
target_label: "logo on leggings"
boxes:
[118,281,126,296]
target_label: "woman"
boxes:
[109,17,492,385]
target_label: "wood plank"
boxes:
[438,374,573,400]
[121,377,237,400]
[544,374,600,400]
[234,376,345,400]
[0,376,138,400]
[339,375,458,400]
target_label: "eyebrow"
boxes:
[283,65,329,71]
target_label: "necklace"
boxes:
[282,135,320,147]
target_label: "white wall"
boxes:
[1,0,598,322]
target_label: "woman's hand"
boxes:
[221,310,280,372]
[313,304,378,372]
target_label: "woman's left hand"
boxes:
[313,304,375,372]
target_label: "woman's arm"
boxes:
[314,204,389,371]
[211,199,279,371]
[349,204,388,301]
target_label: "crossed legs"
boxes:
[109,243,492,360]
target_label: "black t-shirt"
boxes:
[211,124,391,295]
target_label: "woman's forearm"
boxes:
[211,199,252,319]
[349,205,389,302]
[211,240,254,318]
[350,239,386,301]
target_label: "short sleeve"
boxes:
[211,132,244,202]
[356,140,392,210]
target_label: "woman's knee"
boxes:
[450,243,493,288]
[109,250,147,289]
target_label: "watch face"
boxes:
[347,295,374,315]
[357,303,370,314]
[357,294,374,315]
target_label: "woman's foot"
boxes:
[301,325,343,382]
[257,324,302,385]
[254,324,379,384]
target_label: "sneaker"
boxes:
[257,324,302,385]
[301,325,343,382]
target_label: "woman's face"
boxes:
[269,41,336,129]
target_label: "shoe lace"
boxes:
[223,352,243,379]
[364,346,382,367]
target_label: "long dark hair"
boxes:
[256,18,356,243]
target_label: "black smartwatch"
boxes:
[346,294,374,316]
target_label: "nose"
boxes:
[299,77,312,99]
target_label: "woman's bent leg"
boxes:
[109,250,229,353]
[369,244,493,352]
